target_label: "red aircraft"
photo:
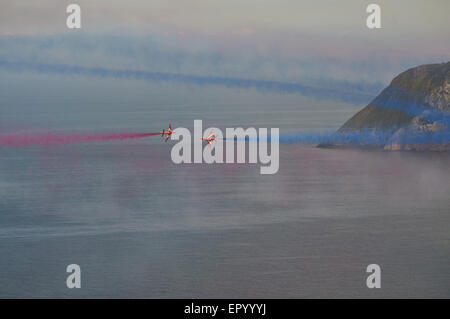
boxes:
[201,129,217,146]
[160,124,175,142]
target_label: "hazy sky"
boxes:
[0,1,449,94]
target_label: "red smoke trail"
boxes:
[0,132,161,146]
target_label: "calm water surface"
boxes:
[0,74,449,297]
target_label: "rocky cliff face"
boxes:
[339,62,450,151]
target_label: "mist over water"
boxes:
[1,142,449,298]
[0,73,449,298]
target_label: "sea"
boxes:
[0,72,449,298]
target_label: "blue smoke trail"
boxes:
[3,59,447,146]
[277,85,450,147]
[0,60,377,104]
[237,128,450,146]
[279,129,450,145]
[279,129,393,145]
[229,129,394,145]
[371,86,450,126]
